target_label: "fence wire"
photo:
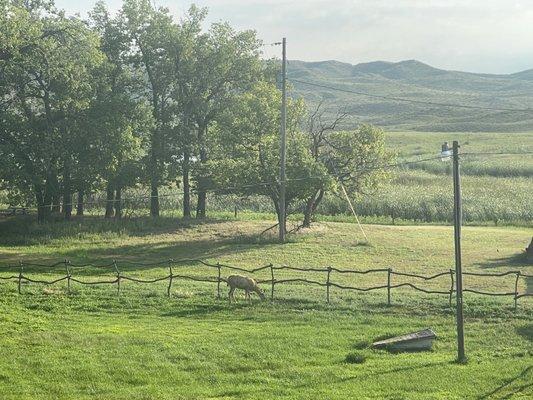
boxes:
[0,259,531,308]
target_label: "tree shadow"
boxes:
[475,253,532,270]
[0,215,245,247]
[516,324,532,342]
[0,215,282,271]
[477,366,532,399]
[296,360,452,389]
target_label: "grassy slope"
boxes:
[289,60,533,132]
[0,218,532,399]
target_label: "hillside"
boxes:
[288,59,533,131]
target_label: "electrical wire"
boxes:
[290,78,533,113]
[7,152,530,211]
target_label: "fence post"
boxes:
[270,264,275,301]
[449,269,455,307]
[387,268,392,306]
[113,260,121,296]
[514,271,520,310]
[217,262,221,300]
[18,261,23,294]
[326,267,332,303]
[65,259,71,294]
[167,260,173,298]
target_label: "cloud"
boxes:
[55,0,533,73]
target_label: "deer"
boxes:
[227,274,265,303]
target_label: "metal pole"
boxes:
[452,140,466,363]
[279,37,287,243]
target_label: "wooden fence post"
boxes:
[449,269,455,307]
[167,260,173,298]
[65,259,71,294]
[387,268,392,306]
[326,267,332,303]
[217,263,221,300]
[113,260,121,296]
[18,261,23,294]
[270,264,275,301]
[514,271,520,310]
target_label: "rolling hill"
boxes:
[288,59,533,131]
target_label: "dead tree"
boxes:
[302,101,348,228]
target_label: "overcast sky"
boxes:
[55,0,533,74]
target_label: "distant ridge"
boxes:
[288,59,533,132]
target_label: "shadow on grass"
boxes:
[476,252,532,270]
[477,366,532,400]
[515,324,532,342]
[0,215,251,246]
[298,360,452,389]
[0,216,283,270]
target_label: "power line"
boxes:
[8,151,530,211]
[290,78,533,113]
[461,151,533,156]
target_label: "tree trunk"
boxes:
[63,164,72,221]
[47,173,60,213]
[302,189,324,228]
[271,195,285,233]
[35,185,48,223]
[105,182,114,218]
[149,129,160,217]
[196,124,207,219]
[182,149,191,218]
[76,190,84,216]
[115,186,122,219]
[150,183,159,218]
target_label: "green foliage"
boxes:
[209,81,329,220]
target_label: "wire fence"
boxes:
[1,259,532,309]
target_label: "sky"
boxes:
[55,0,533,74]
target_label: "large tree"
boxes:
[120,0,177,217]
[88,1,151,219]
[209,81,329,230]
[0,0,104,222]
[180,21,262,218]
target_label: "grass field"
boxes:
[0,217,531,399]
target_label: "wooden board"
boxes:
[372,328,437,351]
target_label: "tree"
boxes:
[0,0,104,222]
[209,81,329,230]
[302,101,394,227]
[120,0,177,217]
[88,1,151,219]
[179,20,262,218]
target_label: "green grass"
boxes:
[340,131,533,226]
[0,217,532,399]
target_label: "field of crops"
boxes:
[324,131,533,225]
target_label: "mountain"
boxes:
[288,60,533,132]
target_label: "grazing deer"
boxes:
[227,274,265,303]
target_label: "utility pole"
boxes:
[452,140,466,363]
[279,37,287,242]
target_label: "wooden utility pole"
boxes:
[452,140,466,363]
[279,37,287,242]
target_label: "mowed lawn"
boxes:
[0,217,531,399]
